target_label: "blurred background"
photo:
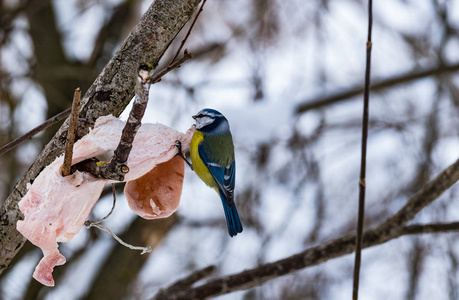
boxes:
[1,0,459,299]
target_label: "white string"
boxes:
[85,221,152,255]
[85,183,152,255]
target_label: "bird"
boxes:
[176,108,243,237]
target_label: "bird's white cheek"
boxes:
[196,116,213,129]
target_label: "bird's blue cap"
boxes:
[192,108,224,120]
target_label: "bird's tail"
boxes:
[219,191,243,237]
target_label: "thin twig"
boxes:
[352,0,373,299]
[154,266,216,300]
[294,62,459,114]
[401,222,459,235]
[62,88,81,176]
[168,0,207,66]
[154,49,194,84]
[0,107,71,157]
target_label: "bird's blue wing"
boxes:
[198,143,235,207]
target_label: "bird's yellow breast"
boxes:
[190,130,218,190]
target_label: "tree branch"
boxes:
[353,0,373,298]
[401,222,459,235]
[152,50,194,84]
[294,62,459,114]
[154,266,216,300]
[154,158,459,299]
[0,108,71,157]
[0,0,202,276]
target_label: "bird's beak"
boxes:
[192,115,197,120]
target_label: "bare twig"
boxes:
[152,158,459,300]
[352,1,373,299]
[168,0,207,66]
[154,50,194,84]
[401,222,459,235]
[62,88,81,176]
[154,266,216,300]
[294,62,459,114]
[0,107,71,157]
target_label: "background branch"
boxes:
[154,265,216,300]
[295,62,459,114]
[0,108,71,157]
[154,158,459,299]
[401,222,459,235]
[168,0,207,66]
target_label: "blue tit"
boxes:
[189,108,243,237]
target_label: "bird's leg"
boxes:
[175,140,194,170]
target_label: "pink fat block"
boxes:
[16,115,194,286]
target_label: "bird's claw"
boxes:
[174,140,193,170]
[174,140,183,155]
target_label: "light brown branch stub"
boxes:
[62,88,81,177]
